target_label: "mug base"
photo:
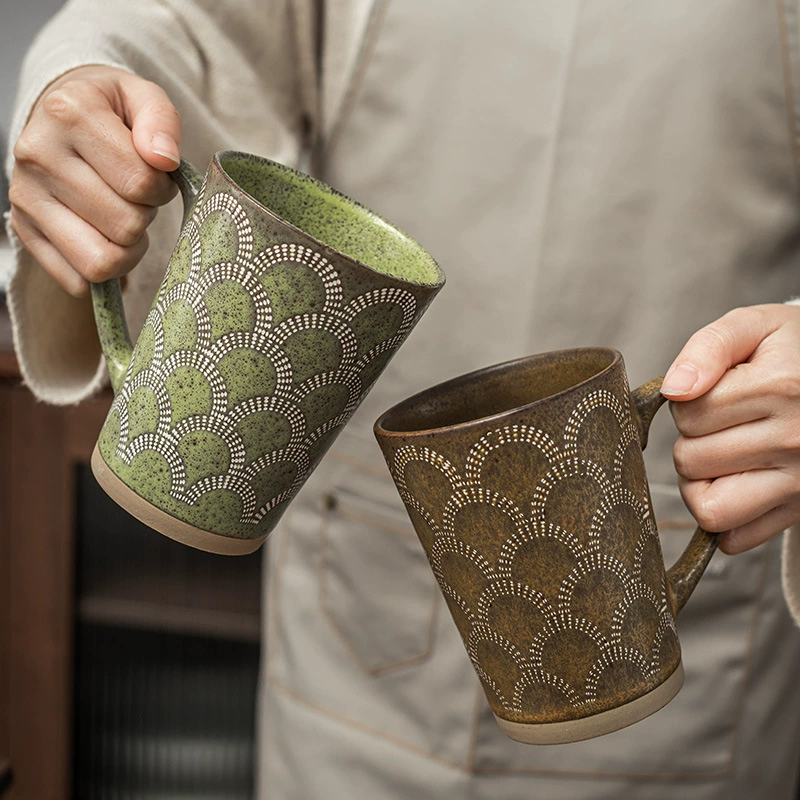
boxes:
[91,445,267,556]
[494,661,684,745]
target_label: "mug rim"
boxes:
[374,347,623,438]
[213,151,446,289]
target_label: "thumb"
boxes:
[119,74,182,172]
[661,308,772,402]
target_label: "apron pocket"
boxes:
[319,485,440,674]
[264,437,481,764]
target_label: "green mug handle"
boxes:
[631,376,723,618]
[90,159,205,394]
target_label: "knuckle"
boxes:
[680,480,725,531]
[718,305,757,333]
[148,99,181,126]
[39,86,83,123]
[110,208,152,246]
[694,322,735,360]
[777,472,800,505]
[83,242,124,284]
[67,281,91,299]
[772,370,800,404]
[7,180,28,212]
[117,168,160,204]
[783,425,800,457]
[669,403,697,437]
[694,497,725,533]
[672,438,692,478]
[12,130,41,164]
[8,213,32,246]
[672,437,707,481]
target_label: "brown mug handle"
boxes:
[631,376,722,617]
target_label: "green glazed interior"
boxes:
[219,152,444,287]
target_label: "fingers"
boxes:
[8,65,181,295]
[12,153,157,246]
[661,306,779,402]
[11,203,150,297]
[664,303,800,443]
[10,207,88,296]
[681,471,800,555]
[665,305,800,552]
[720,503,800,555]
[10,147,155,293]
[668,343,800,437]
[679,468,797,534]
[117,73,182,170]
[41,75,180,200]
[672,417,788,480]
[16,71,178,205]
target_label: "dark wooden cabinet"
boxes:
[0,300,262,800]
[0,323,103,799]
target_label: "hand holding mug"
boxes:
[91,152,445,554]
[9,65,180,296]
[375,348,720,744]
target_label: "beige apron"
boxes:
[259,1,800,797]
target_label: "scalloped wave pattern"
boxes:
[106,184,419,528]
[390,389,680,719]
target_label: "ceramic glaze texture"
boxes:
[376,353,682,726]
[97,155,442,541]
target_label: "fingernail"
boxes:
[661,364,699,396]
[150,132,180,165]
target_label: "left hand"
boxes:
[661,303,800,555]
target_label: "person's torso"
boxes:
[262,2,800,797]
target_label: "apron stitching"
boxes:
[263,511,299,672]
[265,674,476,769]
[719,540,774,773]
[776,0,800,197]
[465,682,487,773]
[470,763,731,781]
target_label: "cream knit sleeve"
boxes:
[4,0,318,405]
[781,529,800,626]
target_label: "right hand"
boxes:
[8,65,182,297]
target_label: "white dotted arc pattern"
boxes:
[110,188,419,525]
[390,389,677,715]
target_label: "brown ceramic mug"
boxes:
[374,348,720,745]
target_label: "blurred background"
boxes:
[0,1,67,287]
[1,4,264,799]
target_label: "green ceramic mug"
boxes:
[91,151,445,555]
[374,348,720,744]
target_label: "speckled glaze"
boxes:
[374,349,720,743]
[91,152,445,550]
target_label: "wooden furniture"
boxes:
[0,298,262,800]
[0,299,100,799]
[0,758,12,796]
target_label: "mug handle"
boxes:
[631,376,723,618]
[90,159,205,394]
